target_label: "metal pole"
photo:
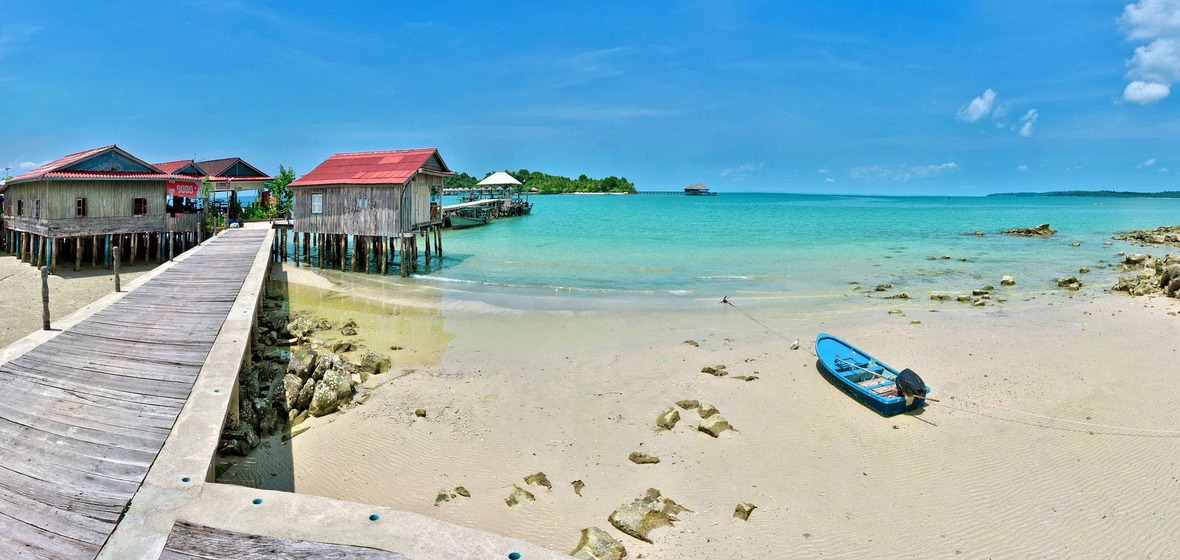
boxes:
[113,245,121,292]
[40,266,50,330]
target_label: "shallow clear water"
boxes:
[323,193,1180,311]
[408,195,1180,311]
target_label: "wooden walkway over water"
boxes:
[0,225,562,559]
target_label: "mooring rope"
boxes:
[721,296,814,355]
[721,295,1180,436]
[930,389,1180,435]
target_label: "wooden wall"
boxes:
[408,174,444,225]
[0,179,208,240]
[291,175,443,237]
[292,184,406,237]
[1,179,172,236]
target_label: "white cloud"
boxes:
[824,177,836,183]
[817,167,830,174]
[1140,157,1158,166]
[1120,0,1180,41]
[1017,165,1029,172]
[1120,0,1180,103]
[15,161,46,171]
[1124,80,1171,104]
[849,162,960,182]
[720,162,764,181]
[956,89,998,122]
[1018,109,1039,137]
[1160,167,1171,172]
[1127,38,1180,83]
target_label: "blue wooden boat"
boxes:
[814,333,930,417]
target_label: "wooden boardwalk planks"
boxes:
[0,229,270,560]
[159,521,410,560]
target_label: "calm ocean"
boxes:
[389,193,1180,312]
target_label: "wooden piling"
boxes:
[352,235,360,272]
[411,234,418,272]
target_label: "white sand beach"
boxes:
[222,263,1180,559]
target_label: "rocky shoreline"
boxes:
[853,225,1180,308]
[217,291,394,461]
[1110,226,1180,300]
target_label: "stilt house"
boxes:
[0,145,206,270]
[287,148,451,276]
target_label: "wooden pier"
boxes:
[0,224,562,559]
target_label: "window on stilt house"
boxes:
[16,200,23,217]
[76,198,88,217]
[133,197,148,216]
[311,193,323,214]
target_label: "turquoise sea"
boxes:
[403,193,1180,311]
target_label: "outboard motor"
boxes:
[895,368,927,405]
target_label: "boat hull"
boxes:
[446,213,490,229]
[814,333,928,417]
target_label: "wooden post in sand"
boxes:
[41,266,50,330]
[112,246,122,292]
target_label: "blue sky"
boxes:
[2,0,1180,195]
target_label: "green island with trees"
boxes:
[445,169,636,194]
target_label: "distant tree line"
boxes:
[445,169,636,194]
[989,190,1180,198]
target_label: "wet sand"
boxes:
[221,263,1180,559]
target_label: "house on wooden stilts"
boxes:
[288,148,451,276]
[0,145,206,271]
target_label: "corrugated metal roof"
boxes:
[290,148,451,187]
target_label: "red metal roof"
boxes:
[8,145,175,184]
[290,148,452,187]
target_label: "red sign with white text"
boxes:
[167,180,201,198]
